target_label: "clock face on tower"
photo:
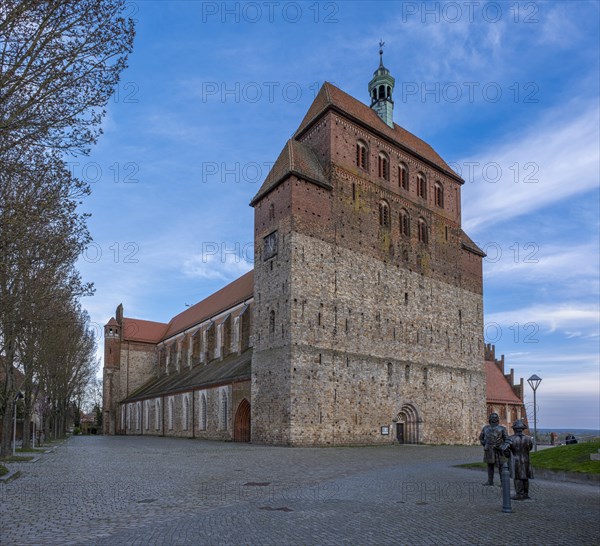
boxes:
[263,231,278,261]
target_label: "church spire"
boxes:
[368,41,395,128]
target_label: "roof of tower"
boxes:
[485,360,522,404]
[250,139,330,206]
[161,269,254,340]
[105,317,119,327]
[294,82,461,182]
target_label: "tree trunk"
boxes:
[0,404,15,458]
[21,406,32,449]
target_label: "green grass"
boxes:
[16,447,42,453]
[530,441,600,474]
[0,463,8,477]
[456,441,600,475]
[0,455,34,462]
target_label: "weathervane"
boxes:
[379,39,385,65]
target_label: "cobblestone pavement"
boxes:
[1,436,599,545]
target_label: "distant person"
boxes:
[479,412,508,486]
[550,432,558,445]
[503,419,534,500]
[565,434,578,445]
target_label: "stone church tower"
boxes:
[250,52,486,445]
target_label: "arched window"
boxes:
[418,218,428,245]
[155,399,161,431]
[399,163,409,190]
[378,85,385,99]
[400,209,410,237]
[168,396,174,431]
[219,390,228,431]
[144,400,150,430]
[269,310,275,334]
[379,200,390,229]
[182,394,189,431]
[417,173,427,199]
[356,140,368,170]
[434,181,444,208]
[199,392,207,431]
[378,152,389,180]
[136,402,141,431]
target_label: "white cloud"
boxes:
[486,303,599,334]
[482,242,599,287]
[462,99,600,232]
[182,251,252,281]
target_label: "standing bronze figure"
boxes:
[479,412,508,486]
[503,419,534,500]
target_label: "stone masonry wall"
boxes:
[287,232,485,446]
[121,380,251,441]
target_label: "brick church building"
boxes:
[103,51,495,445]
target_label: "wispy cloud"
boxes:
[182,251,252,281]
[462,99,599,232]
[486,303,599,334]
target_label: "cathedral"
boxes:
[103,51,494,446]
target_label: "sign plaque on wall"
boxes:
[380,426,389,435]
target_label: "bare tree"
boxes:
[0,0,135,455]
[0,148,92,455]
[0,0,135,155]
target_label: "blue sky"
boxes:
[78,0,599,430]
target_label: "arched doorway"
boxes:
[233,398,251,442]
[396,404,421,444]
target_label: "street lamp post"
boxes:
[12,391,24,456]
[527,374,542,452]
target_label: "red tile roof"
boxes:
[250,139,330,206]
[116,271,254,345]
[161,270,254,341]
[485,361,523,404]
[295,82,462,182]
[122,318,167,344]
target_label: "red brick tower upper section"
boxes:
[251,79,484,295]
[103,305,123,370]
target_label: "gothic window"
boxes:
[379,200,390,229]
[182,394,190,431]
[199,392,207,431]
[399,162,409,190]
[434,181,444,208]
[418,218,428,245]
[136,402,141,431]
[400,209,410,237]
[144,400,150,430]
[219,390,228,431]
[155,399,161,431]
[378,152,389,180]
[356,140,368,170]
[168,396,174,431]
[417,172,427,199]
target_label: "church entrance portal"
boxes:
[396,404,421,444]
[233,398,251,442]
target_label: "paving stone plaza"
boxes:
[1,436,599,545]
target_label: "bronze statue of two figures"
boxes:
[480,413,534,500]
